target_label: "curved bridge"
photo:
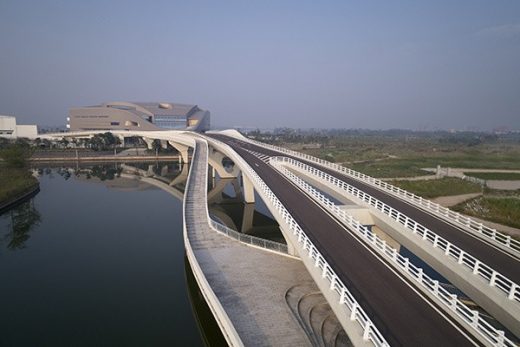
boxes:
[41,130,519,347]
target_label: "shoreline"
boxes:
[29,155,183,162]
[0,183,40,214]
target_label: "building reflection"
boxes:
[2,200,41,250]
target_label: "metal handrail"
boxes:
[272,156,520,303]
[271,159,515,347]
[209,219,289,254]
[207,137,390,347]
[244,138,520,254]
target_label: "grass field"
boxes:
[0,166,38,205]
[453,195,520,229]
[390,177,483,198]
[463,172,520,180]
[295,134,520,178]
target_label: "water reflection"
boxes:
[1,200,41,250]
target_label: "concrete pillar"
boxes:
[242,172,255,203]
[241,203,255,233]
[169,164,189,187]
[160,140,168,149]
[208,148,239,179]
[161,164,168,177]
[168,141,189,164]
[142,137,154,150]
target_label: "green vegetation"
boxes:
[0,141,38,206]
[256,128,520,178]
[86,132,121,151]
[0,167,38,205]
[390,177,482,198]
[463,172,520,180]
[453,194,520,229]
[350,161,427,178]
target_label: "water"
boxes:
[0,162,209,346]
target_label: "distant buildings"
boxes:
[68,101,210,132]
[0,115,38,139]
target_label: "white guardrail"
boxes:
[272,157,520,304]
[271,159,515,347]
[207,138,391,347]
[244,138,520,254]
[209,219,289,255]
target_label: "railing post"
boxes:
[490,272,497,287]
[471,310,479,328]
[340,289,346,304]
[363,322,371,341]
[350,303,358,321]
[330,275,336,290]
[472,260,480,275]
[444,243,451,255]
[508,284,517,300]
[458,251,464,264]
[450,294,458,311]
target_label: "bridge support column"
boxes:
[241,203,255,233]
[168,141,189,164]
[160,140,168,149]
[208,148,239,179]
[142,137,153,150]
[242,173,255,203]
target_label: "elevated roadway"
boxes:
[207,134,481,347]
[211,135,520,285]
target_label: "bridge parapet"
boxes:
[271,157,517,347]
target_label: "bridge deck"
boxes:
[223,136,520,285]
[185,140,312,346]
[210,134,478,347]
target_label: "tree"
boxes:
[0,143,34,168]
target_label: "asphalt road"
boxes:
[215,135,520,285]
[208,134,478,347]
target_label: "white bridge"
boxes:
[41,129,520,347]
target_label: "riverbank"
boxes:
[30,155,182,162]
[0,167,40,212]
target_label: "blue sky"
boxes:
[0,0,519,130]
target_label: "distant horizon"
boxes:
[1,1,519,130]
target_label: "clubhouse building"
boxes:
[68,101,210,132]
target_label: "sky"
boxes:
[0,0,519,130]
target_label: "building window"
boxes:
[110,122,120,126]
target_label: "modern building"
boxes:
[67,101,210,132]
[0,115,38,138]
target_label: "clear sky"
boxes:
[1,1,519,130]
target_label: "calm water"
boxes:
[0,163,207,346]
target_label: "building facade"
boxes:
[68,101,210,132]
[0,115,38,138]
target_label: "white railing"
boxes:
[184,140,244,347]
[243,137,520,254]
[271,160,515,347]
[207,137,390,347]
[209,219,289,255]
[272,157,520,303]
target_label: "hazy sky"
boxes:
[1,1,519,130]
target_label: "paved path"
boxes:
[432,193,483,207]
[185,140,312,346]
